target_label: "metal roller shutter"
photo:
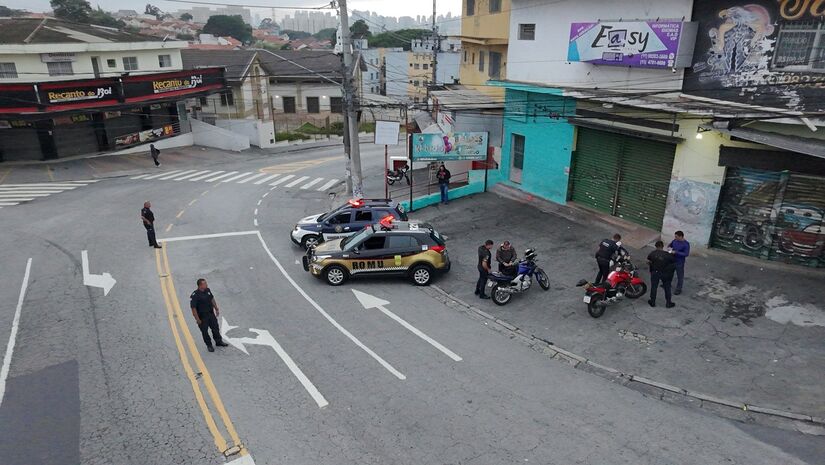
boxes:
[770,173,825,267]
[0,127,42,161]
[570,127,621,215]
[53,119,100,158]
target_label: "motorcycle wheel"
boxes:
[624,282,647,299]
[536,269,550,291]
[387,177,396,185]
[491,284,512,306]
[587,295,606,318]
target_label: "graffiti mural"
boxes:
[684,1,825,112]
[662,178,721,245]
[711,167,825,268]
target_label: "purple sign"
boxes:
[568,21,696,69]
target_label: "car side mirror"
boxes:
[353,248,360,255]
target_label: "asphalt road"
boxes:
[0,143,821,465]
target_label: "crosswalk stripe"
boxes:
[173,170,210,181]
[285,176,310,188]
[317,179,339,191]
[189,171,222,181]
[254,174,280,185]
[236,173,265,184]
[0,202,19,206]
[0,187,73,192]
[143,170,182,180]
[300,177,324,190]
[271,174,294,186]
[0,193,53,197]
[0,183,86,188]
[205,171,237,182]
[0,197,35,201]
[221,172,252,183]
[131,174,150,180]
[159,169,196,180]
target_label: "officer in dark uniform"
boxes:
[594,233,621,283]
[141,201,162,249]
[190,278,228,352]
[647,241,676,308]
[475,240,494,299]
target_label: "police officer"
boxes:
[647,241,676,308]
[190,278,228,352]
[141,201,162,249]
[475,239,494,299]
[594,233,621,283]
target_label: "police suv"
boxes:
[302,217,450,286]
[291,198,408,249]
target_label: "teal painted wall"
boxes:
[496,88,576,204]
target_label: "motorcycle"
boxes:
[386,165,409,185]
[486,249,550,306]
[576,256,647,318]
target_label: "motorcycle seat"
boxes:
[489,271,515,280]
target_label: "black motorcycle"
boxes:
[386,165,409,185]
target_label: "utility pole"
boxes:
[431,0,438,90]
[337,0,363,197]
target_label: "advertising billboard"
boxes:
[411,132,488,161]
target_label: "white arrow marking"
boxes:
[221,317,328,408]
[351,289,462,362]
[227,454,257,465]
[81,250,116,296]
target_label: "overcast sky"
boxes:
[4,0,462,20]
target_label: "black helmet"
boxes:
[524,248,537,260]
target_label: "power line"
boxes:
[162,0,335,10]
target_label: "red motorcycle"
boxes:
[576,256,647,318]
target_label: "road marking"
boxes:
[0,193,52,197]
[0,258,32,407]
[201,190,209,196]
[176,210,185,219]
[221,172,252,183]
[0,183,85,188]
[205,171,238,183]
[160,170,196,181]
[256,199,262,206]
[0,168,12,184]
[189,199,198,206]
[190,171,222,182]
[228,455,256,465]
[174,170,211,181]
[262,192,269,198]
[131,174,150,180]
[284,176,310,188]
[81,250,116,296]
[160,230,259,243]
[253,208,258,215]
[165,224,173,233]
[270,174,294,186]
[0,197,35,202]
[253,218,258,226]
[235,173,265,184]
[0,187,77,191]
[0,202,19,206]
[317,179,339,191]
[143,170,183,180]
[255,231,405,380]
[300,177,324,190]
[253,174,279,185]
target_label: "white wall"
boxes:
[191,118,250,151]
[384,50,409,101]
[269,83,342,113]
[216,119,276,148]
[507,0,692,90]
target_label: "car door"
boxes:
[349,234,389,275]
[385,234,422,272]
[322,210,354,240]
[353,209,374,229]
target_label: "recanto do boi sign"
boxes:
[412,132,488,161]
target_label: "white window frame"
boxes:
[47,61,73,76]
[158,54,172,68]
[122,56,139,71]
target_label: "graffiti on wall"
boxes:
[684,1,825,112]
[662,178,721,245]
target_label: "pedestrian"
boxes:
[668,230,690,295]
[647,240,676,308]
[190,279,229,352]
[495,240,518,275]
[436,164,451,204]
[150,144,160,167]
[141,201,162,249]
[475,239,494,299]
[594,233,621,283]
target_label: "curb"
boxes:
[426,284,825,429]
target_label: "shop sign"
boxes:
[568,21,697,69]
[45,85,115,104]
[104,111,121,119]
[152,74,203,94]
[40,53,76,63]
[114,124,175,147]
[412,132,488,161]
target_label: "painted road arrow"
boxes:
[81,250,116,296]
[220,317,328,408]
[351,289,462,362]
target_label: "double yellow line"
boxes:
[155,246,247,459]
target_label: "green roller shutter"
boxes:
[570,127,676,230]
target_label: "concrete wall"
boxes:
[216,119,276,148]
[507,0,692,91]
[191,118,249,152]
[110,132,194,155]
[384,50,410,101]
[462,0,511,40]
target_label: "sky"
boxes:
[4,0,462,20]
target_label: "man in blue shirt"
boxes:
[668,231,690,295]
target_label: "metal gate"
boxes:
[53,119,100,158]
[711,167,825,268]
[0,126,42,161]
[570,127,675,230]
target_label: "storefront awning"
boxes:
[706,126,825,159]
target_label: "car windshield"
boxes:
[341,225,374,250]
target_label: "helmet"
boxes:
[524,248,537,261]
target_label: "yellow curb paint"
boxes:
[46,165,55,182]
[0,168,11,184]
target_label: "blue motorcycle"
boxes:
[486,248,550,306]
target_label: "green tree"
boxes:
[369,28,428,50]
[350,19,370,39]
[180,12,193,21]
[88,7,125,28]
[203,15,252,43]
[0,6,26,16]
[313,28,336,41]
[50,0,92,23]
[281,29,310,39]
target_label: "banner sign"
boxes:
[43,84,116,104]
[568,21,697,69]
[115,124,175,147]
[122,69,223,102]
[374,120,401,145]
[412,132,488,161]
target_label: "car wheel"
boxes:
[323,265,348,286]
[301,235,321,250]
[410,264,433,286]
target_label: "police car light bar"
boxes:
[348,198,364,207]
[378,215,395,229]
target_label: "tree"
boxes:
[144,3,162,20]
[369,28,428,50]
[203,15,252,43]
[350,19,370,39]
[88,7,125,28]
[313,28,336,41]
[180,12,193,21]
[51,0,92,23]
[281,29,310,40]
[0,6,26,16]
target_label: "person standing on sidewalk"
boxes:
[647,241,676,308]
[495,241,518,275]
[436,164,451,204]
[594,234,621,283]
[141,201,162,249]
[475,240,494,299]
[668,231,690,295]
[150,144,161,167]
[190,279,228,353]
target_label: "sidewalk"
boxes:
[410,188,825,421]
